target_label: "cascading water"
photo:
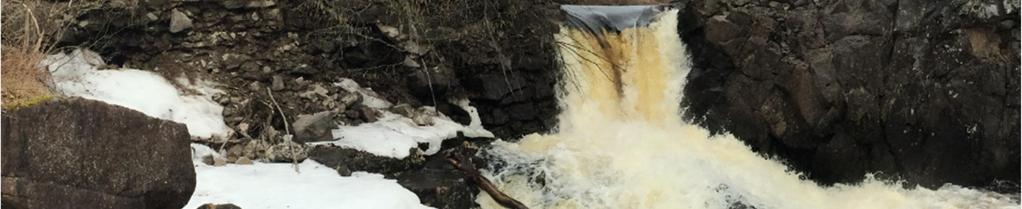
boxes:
[476,6,1019,209]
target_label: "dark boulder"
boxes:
[311,137,487,209]
[396,140,488,209]
[397,166,476,209]
[1,98,196,209]
[407,64,459,103]
[196,203,242,209]
[678,0,1020,189]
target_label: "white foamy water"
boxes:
[477,9,1019,209]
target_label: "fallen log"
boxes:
[445,152,529,209]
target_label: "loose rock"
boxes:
[169,9,193,33]
[266,140,307,162]
[271,75,285,91]
[292,111,338,143]
[234,156,253,165]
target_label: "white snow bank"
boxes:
[186,144,432,209]
[450,98,492,137]
[44,49,232,139]
[310,98,494,158]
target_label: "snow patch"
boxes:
[44,49,232,139]
[451,98,492,137]
[186,145,432,209]
[312,110,493,158]
[191,143,222,160]
[311,98,493,158]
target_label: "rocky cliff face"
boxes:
[678,0,1020,189]
[1,98,195,209]
[58,0,562,141]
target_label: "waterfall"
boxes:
[476,7,1019,209]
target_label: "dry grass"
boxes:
[2,0,54,110]
[1,47,52,110]
[1,0,102,110]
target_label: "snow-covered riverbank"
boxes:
[43,49,498,209]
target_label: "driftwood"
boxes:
[446,152,530,209]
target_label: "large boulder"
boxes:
[1,98,196,208]
[679,0,1020,189]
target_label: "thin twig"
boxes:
[21,3,43,52]
[266,87,290,135]
[345,61,404,72]
[267,87,301,172]
[419,59,438,107]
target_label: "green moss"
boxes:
[2,93,53,110]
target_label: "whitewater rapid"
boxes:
[476,9,1019,209]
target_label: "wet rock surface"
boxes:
[1,98,195,209]
[308,139,490,209]
[677,0,1020,189]
[397,159,478,209]
[396,139,490,209]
